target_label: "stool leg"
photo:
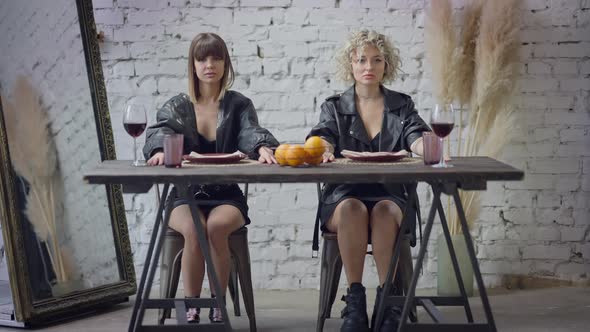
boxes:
[399,238,418,323]
[228,258,241,316]
[159,241,174,324]
[159,249,183,323]
[231,233,257,331]
[317,238,342,332]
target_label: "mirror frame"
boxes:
[0,0,135,324]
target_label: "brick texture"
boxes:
[87,0,590,290]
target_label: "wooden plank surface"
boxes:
[84,157,523,185]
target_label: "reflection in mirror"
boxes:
[0,0,131,321]
[2,78,120,300]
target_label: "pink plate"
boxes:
[341,151,407,162]
[183,153,246,164]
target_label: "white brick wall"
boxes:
[93,0,590,290]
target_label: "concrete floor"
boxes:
[1,287,588,331]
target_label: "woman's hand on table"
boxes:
[321,138,335,163]
[258,146,277,164]
[322,151,335,163]
[147,152,164,166]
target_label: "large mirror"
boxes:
[0,0,135,326]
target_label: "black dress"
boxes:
[168,132,250,224]
[319,132,406,230]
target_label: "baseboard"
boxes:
[501,275,590,290]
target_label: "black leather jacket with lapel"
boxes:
[308,85,430,205]
[143,91,279,160]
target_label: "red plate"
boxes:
[183,153,246,164]
[341,151,407,162]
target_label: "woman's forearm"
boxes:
[410,137,424,156]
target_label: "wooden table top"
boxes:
[83,157,523,186]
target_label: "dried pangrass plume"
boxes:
[425,0,521,235]
[425,0,456,105]
[467,0,521,156]
[451,0,483,107]
[453,0,521,235]
[3,77,68,282]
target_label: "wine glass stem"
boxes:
[439,137,445,166]
[133,137,138,165]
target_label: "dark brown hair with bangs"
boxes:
[188,33,234,102]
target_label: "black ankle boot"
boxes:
[371,285,402,332]
[340,283,369,332]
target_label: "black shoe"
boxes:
[371,285,402,332]
[184,296,200,323]
[340,283,369,332]
[209,294,224,323]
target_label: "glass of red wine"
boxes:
[430,104,455,168]
[123,104,147,166]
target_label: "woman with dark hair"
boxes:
[143,33,278,323]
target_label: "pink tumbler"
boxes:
[423,132,442,165]
[164,134,184,168]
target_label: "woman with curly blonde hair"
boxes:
[308,30,430,332]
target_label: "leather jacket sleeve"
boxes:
[307,100,339,152]
[402,100,430,150]
[237,98,280,159]
[142,96,188,159]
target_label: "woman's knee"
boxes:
[206,212,242,246]
[370,200,403,229]
[328,199,369,232]
[169,210,203,252]
[336,198,369,219]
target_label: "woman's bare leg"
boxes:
[326,198,369,285]
[205,204,245,296]
[168,205,207,297]
[369,200,403,285]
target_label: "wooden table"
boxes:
[84,157,523,332]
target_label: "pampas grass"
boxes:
[426,0,521,235]
[451,0,483,157]
[3,77,69,283]
[453,0,520,235]
[425,0,456,105]
[466,0,521,157]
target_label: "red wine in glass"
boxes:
[430,104,455,168]
[123,104,147,166]
[124,123,146,138]
[431,122,454,138]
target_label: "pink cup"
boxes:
[164,134,184,168]
[423,132,442,165]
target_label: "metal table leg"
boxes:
[436,192,474,322]
[452,188,497,331]
[128,183,170,332]
[390,182,497,332]
[179,184,233,331]
[129,183,232,332]
[134,184,174,330]
[396,184,440,332]
[374,182,419,330]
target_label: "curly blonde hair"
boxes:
[335,30,402,84]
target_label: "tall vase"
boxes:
[437,233,474,296]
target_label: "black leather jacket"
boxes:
[143,91,279,160]
[308,85,431,205]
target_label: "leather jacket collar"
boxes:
[335,85,412,150]
[336,85,411,115]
